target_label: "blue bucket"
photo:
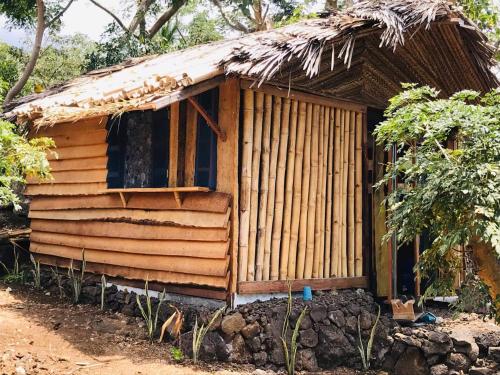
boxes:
[303,286,312,301]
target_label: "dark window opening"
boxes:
[106,108,169,188]
[194,88,218,190]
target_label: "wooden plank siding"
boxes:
[27,114,232,290]
[238,88,366,291]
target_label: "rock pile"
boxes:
[37,269,500,373]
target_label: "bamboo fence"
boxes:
[239,90,364,282]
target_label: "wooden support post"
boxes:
[239,90,254,282]
[271,98,290,280]
[168,102,179,187]
[187,96,227,141]
[218,79,240,295]
[173,192,183,208]
[262,96,282,281]
[287,101,307,279]
[185,101,198,187]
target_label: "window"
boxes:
[194,88,218,190]
[106,108,169,188]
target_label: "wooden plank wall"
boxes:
[27,115,231,290]
[239,89,365,283]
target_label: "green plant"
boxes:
[67,250,86,304]
[30,254,41,289]
[0,247,24,284]
[192,306,225,363]
[357,304,380,370]
[100,274,106,310]
[51,266,64,299]
[375,85,500,319]
[170,346,184,362]
[159,304,183,344]
[281,281,308,375]
[136,279,167,342]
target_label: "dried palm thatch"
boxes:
[4,0,498,126]
[223,0,495,84]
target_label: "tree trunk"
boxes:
[470,238,500,320]
[3,0,46,106]
[325,0,338,11]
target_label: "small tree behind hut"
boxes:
[374,84,500,320]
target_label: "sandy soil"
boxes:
[0,283,254,375]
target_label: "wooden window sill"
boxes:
[101,186,211,208]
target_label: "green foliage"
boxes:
[0,120,53,209]
[67,250,86,304]
[100,274,107,310]
[450,275,494,318]
[0,43,24,100]
[30,254,41,289]
[136,279,167,342]
[170,346,184,362]
[280,282,308,375]
[374,84,500,299]
[458,0,500,46]
[0,247,25,284]
[192,306,225,363]
[51,266,64,299]
[357,304,380,370]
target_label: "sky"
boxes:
[0,0,123,47]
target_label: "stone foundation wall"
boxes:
[39,269,500,374]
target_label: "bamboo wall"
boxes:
[27,114,231,290]
[239,89,365,282]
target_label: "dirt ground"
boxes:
[1,282,498,375]
[0,282,255,375]
[0,283,367,375]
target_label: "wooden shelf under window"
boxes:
[101,186,211,208]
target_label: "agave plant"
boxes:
[357,304,381,370]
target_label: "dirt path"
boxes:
[0,283,253,375]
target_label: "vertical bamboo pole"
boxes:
[337,110,346,276]
[238,90,254,282]
[262,96,282,281]
[247,92,264,281]
[280,100,299,280]
[341,111,350,277]
[354,112,363,277]
[313,106,325,278]
[271,98,291,280]
[296,103,312,279]
[287,102,307,279]
[319,106,330,278]
[325,108,335,278]
[331,108,342,276]
[304,104,320,279]
[255,95,273,281]
[348,111,356,277]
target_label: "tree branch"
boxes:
[211,0,250,33]
[88,0,129,34]
[44,0,75,29]
[128,0,154,35]
[3,0,46,106]
[148,0,188,38]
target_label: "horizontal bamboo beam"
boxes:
[238,276,368,294]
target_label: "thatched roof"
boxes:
[5,0,498,126]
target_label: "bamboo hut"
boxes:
[5,0,497,302]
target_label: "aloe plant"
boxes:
[136,279,167,341]
[30,254,41,289]
[357,304,381,370]
[67,249,86,304]
[192,306,225,363]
